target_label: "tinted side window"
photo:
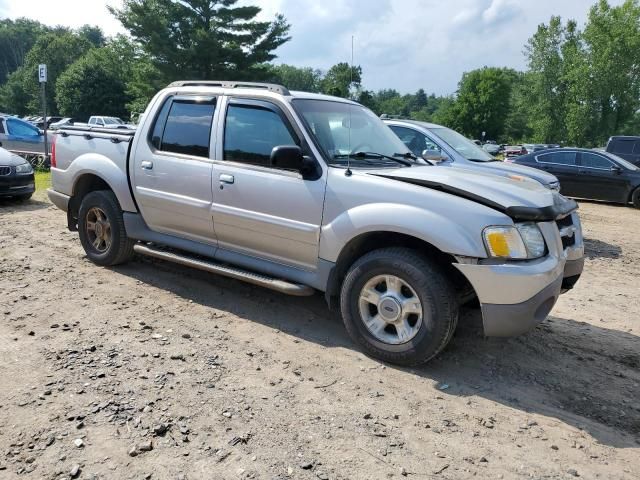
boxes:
[581,152,613,169]
[7,119,39,137]
[612,139,635,154]
[224,103,298,167]
[388,126,440,156]
[161,100,216,157]
[149,97,173,149]
[537,151,576,166]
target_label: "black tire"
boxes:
[340,247,459,366]
[632,187,640,209]
[15,193,32,201]
[78,190,135,266]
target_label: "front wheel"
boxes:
[78,190,135,266]
[632,187,640,209]
[340,248,459,366]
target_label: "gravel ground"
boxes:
[1,191,639,480]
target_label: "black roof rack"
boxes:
[167,81,290,96]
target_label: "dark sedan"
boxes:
[0,147,34,201]
[510,148,640,208]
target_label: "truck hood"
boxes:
[449,160,559,187]
[372,166,577,222]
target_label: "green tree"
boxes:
[110,0,290,82]
[0,18,47,85]
[582,0,640,144]
[445,67,518,140]
[77,25,106,48]
[269,64,322,92]
[525,16,567,143]
[320,62,361,98]
[56,43,131,120]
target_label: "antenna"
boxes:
[346,35,354,177]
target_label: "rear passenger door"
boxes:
[132,94,218,245]
[211,97,326,271]
[534,151,580,196]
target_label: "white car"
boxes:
[87,116,135,129]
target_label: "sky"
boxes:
[0,0,625,95]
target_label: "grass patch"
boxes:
[35,170,51,192]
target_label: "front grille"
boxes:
[0,166,11,176]
[556,215,576,249]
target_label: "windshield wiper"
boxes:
[334,151,413,167]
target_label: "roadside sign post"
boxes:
[38,64,48,164]
[482,131,486,143]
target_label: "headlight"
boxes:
[15,162,33,174]
[483,223,546,259]
[548,181,561,192]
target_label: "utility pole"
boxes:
[38,64,48,163]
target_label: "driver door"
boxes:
[211,97,326,271]
[5,118,43,153]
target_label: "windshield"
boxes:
[292,99,411,166]
[430,126,495,162]
[603,151,639,171]
[104,117,124,125]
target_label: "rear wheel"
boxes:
[340,247,459,366]
[632,187,640,209]
[78,190,135,266]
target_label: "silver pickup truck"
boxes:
[47,81,584,366]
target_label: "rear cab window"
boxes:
[148,95,216,158]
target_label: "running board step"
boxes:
[133,244,314,297]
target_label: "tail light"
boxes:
[50,135,56,168]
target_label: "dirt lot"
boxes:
[1,190,639,480]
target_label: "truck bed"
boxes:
[53,126,135,171]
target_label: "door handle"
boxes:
[220,174,235,184]
[141,161,153,170]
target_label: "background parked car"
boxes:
[523,144,549,154]
[34,116,63,129]
[88,116,135,129]
[0,145,35,201]
[482,142,501,155]
[511,148,640,208]
[50,118,78,129]
[606,136,640,166]
[383,119,560,190]
[504,145,527,159]
[0,115,50,155]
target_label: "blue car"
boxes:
[0,115,51,155]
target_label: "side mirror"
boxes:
[422,149,447,163]
[271,145,319,179]
[611,165,622,175]
[271,145,305,171]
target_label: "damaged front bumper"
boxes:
[455,213,584,337]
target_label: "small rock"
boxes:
[73,439,84,448]
[567,469,579,477]
[138,440,153,452]
[182,333,191,339]
[551,445,559,450]
[170,354,185,361]
[128,445,138,457]
[363,413,372,419]
[400,466,408,476]
[300,461,313,470]
[317,472,329,480]
[70,464,81,478]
